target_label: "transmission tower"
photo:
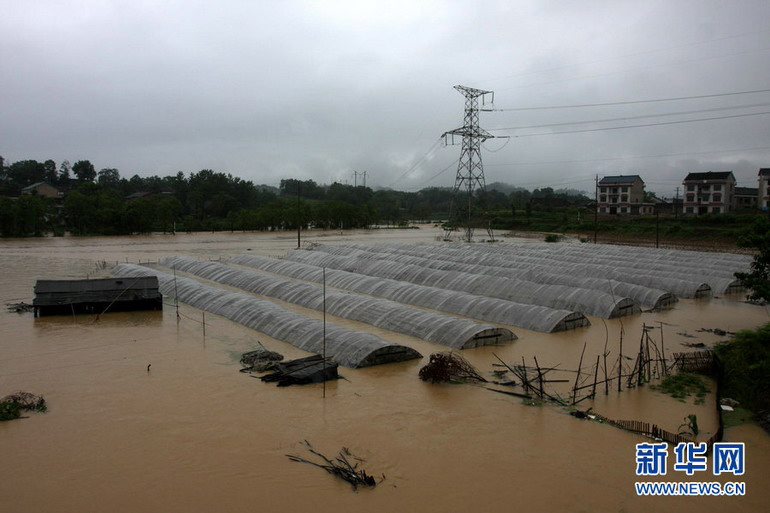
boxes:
[353,170,367,188]
[442,85,506,242]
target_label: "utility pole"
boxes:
[297,181,301,249]
[655,206,660,249]
[674,186,680,219]
[443,85,508,242]
[594,174,599,244]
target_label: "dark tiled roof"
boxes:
[683,171,735,181]
[735,187,758,196]
[598,175,642,185]
[759,168,770,177]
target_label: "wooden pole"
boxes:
[202,311,206,337]
[173,266,180,322]
[591,355,600,398]
[603,350,609,395]
[617,329,623,392]
[323,266,326,399]
[521,356,529,395]
[594,174,599,243]
[533,356,544,400]
[572,342,586,404]
[659,321,667,375]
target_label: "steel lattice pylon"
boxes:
[442,85,499,242]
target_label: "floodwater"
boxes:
[1,227,768,513]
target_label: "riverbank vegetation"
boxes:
[0,157,765,242]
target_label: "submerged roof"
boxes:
[758,168,770,177]
[33,276,160,306]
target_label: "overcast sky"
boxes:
[2,0,770,196]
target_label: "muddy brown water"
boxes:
[1,227,769,512]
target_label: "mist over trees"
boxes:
[0,157,590,237]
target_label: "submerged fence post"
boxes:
[173,265,180,322]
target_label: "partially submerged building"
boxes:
[33,276,163,317]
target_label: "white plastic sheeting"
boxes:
[341,242,712,299]
[161,256,514,348]
[316,244,674,310]
[230,254,588,333]
[367,242,743,294]
[286,250,638,318]
[112,264,420,368]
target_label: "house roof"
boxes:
[735,187,759,196]
[683,171,735,182]
[21,181,57,192]
[598,175,643,185]
[759,168,770,177]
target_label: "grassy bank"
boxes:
[715,324,770,429]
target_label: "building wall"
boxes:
[22,183,61,199]
[597,178,646,215]
[760,176,769,210]
[682,178,735,215]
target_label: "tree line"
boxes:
[0,157,591,237]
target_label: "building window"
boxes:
[621,187,628,193]
[686,194,694,202]
[621,195,628,202]
[600,207,606,213]
[686,207,693,213]
[687,185,695,191]
[713,207,721,214]
[713,184,721,191]
[611,187,618,194]
[600,187,606,193]
[701,185,710,191]
[713,194,721,202]
[600,195,606,202]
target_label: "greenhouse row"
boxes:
[230,254,589,333]
[160,256,515,349]
[343,242,746,294]
[330,243,719,297]
[286,249,638,318]
[314,244,675,310]
[112,263,421,368]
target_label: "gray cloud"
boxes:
[1,0,769,197]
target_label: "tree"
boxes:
[72,160,96,182]
[735,217,770,302]
[97,168,120,187]
[59,160,71,184]
[43,160,57,183]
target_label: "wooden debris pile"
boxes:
[418,352,487,384]
[287,440,378,491]
[239,347,284,373]
[6,302,33,313]
[261,355,338,387]
[1,392,47,421]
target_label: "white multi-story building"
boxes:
[682,171,736,215]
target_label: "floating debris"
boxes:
[418,352,487,384]
[683,342,707,348]
[240,347,284,373]
[677,331,697,338]
[6,302,33,313]
[261,355,338,387]
[697,328,736,337]
[1,392,47,421]
[287,440,378,491]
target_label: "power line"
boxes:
[385,137,442,188]
[488,102,770,131]
[509,110,770,138]
[483,28,770,83]
[495,45,770,93]
[409,158,460,189]
[483,145,770,167]
[489,88,770,111]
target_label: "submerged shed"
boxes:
[33,276,162,317]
